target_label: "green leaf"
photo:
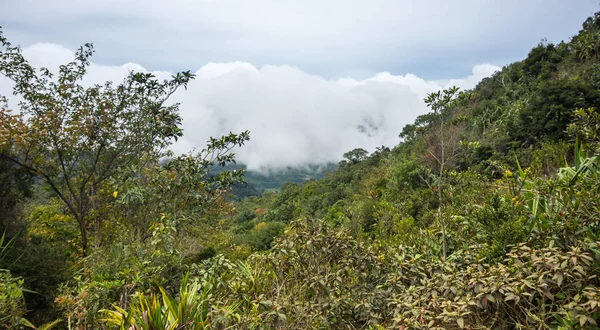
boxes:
[37,319,62,330]
[18,318,36,329]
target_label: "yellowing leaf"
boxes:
[113,191,118,198]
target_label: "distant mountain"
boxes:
[225,163,338,199]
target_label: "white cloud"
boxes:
[0,43,499,170]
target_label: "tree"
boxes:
[568,107,600,153]
[111,132,250,243]
[399,112,437,142]
[511,77,600,145]
[0,29,249,256]
[422,86,465,259]
[342,148,368,164]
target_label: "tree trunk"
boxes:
[439,110,447,260]
[79,217,88,257]
[438,165,446,260]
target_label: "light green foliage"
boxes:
[466,194,527,260]
[0,271,29,329]
[0,231,28,328]
[572,11,600,62]
[569,107,600,152]
[529,140,570,177]
[102,274,214,330]
[234,221,285,251]
[110,131,249,243]
[10,202,79,318]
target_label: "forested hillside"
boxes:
[224,163,338,199]
[1,10,600,330]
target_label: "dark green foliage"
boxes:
[230,182,262,200]
[468,194,528,260]
[0,153,32,236]
[232,208,256,224]
[513,77,600,144]
[221,163,337,194]
[342,148,369,164]
[522,41,563,77]
[586,63,600,89]
[184,247,217,264]
[15,215,77,323]
[235,221,285,251]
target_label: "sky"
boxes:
[0,1,598,170]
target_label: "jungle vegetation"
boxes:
[1,10,600,330]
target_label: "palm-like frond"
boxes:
[101,273,213,329]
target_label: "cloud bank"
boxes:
[0,43,500,170]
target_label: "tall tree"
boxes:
[423,86,465,258]
[0,28,248,255]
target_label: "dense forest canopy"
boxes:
[1,9,600,330]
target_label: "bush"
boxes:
[235,221,285,251]
[0,270,27,328]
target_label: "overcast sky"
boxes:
[1,1,598,170]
